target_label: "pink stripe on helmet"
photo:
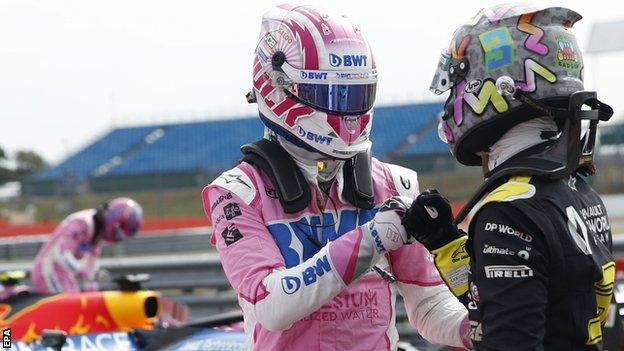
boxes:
[272,98,297,117]
[284,105,315,127]
[293,6,337,44]
[283,19,319,70]
[327,114,370,146]
[293,5,367,51]
[253,71,269,91]
[252,57,263,78]
[277,3,297,11]
[259,80,275,98]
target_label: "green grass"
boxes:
[3,187,206,222]
[3,169,484,223]
[4,160,623,223]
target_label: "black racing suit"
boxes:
[464,174,614,350]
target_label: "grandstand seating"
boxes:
[35,126,158,181]
[108,118,265,175]
[370,103,447,156]
[31,102,445,190]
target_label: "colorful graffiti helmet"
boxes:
[431,4,588,166]
[249,4,377,160]
[103,198,143,243]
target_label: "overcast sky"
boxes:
[1,0,623,164]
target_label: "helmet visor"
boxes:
[429,52,452,95]
[292,83,376,115]
[437,120,449,144]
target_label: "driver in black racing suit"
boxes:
[465,172,613,349]
[402,4,615,350]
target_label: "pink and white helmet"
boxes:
[250,4,377,160]
[103,197,143,243]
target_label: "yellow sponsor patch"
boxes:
[431,236,470,297]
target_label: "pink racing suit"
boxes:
[31,209,102,294]
[202,158,470,350]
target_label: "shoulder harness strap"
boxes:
[240,139,375,213]
[241,139,309,213]
[342,152,375,209]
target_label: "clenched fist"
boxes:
[402,189,463,252]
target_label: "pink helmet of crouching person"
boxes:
[103,197,143,243]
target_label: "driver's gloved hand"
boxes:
[402,189,464,251]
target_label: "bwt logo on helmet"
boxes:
[297,126,333,145]
[281,255,332,294]
[329,53,368,67]
[300,71,328,80]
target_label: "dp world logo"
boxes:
[281,276,301,294]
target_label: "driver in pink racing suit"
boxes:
[31,198,143,294]
[201,5,470,350]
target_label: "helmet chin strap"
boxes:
[480,152,489,178]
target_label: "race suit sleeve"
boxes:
[385,162,470,348]
[202,184,383,331]
[59,218,95,276]
[469,203,550,350]
[77,246,101,278]
[80,246,103,291]
[391,244,471,348]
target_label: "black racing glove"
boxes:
[402,188,463,252]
